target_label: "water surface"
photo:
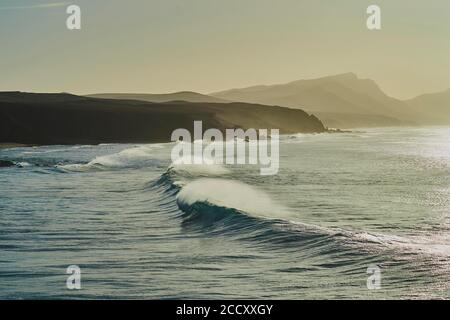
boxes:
[1,127,450,299]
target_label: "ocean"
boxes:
[1,127,450,299]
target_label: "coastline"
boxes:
[0,93,326,146]
[0,143,33,150]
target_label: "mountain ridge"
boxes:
[406,88,450,124]
[210,73,449,128]
[87,91,228,104]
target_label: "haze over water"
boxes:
[1,127,450,299]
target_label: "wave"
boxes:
[0,160,31,168]
[352,232,450,257]
[1,157,62,168]
[172,177,450,258]
[177,178,287,219]
[14,161,31,167]
[57,144,164,172]
[56,142,450,259]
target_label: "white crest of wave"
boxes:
[177,178,288,218]
[15,161,31,167]
[58,144,162,171]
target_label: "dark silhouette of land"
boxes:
[0,92,325,146]
[88,91,228,104]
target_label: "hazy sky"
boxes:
[1,0,449,99]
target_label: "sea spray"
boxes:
[176,178,288,218]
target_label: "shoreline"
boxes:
[0,143,34,150]
[0,93,326,146]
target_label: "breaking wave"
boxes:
[152,163,450,258]
[57,144,164,172]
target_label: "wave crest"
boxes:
[176,178,288,219]
[57,144,163,172]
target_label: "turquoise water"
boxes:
[1,127,450,299]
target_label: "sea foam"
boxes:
[176,178,288,218]
[58,144,163,171]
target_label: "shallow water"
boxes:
[1,127,450,299]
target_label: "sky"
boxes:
[0,0,449,99]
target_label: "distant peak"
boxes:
[286,73,361,86]
[326,72,359,80]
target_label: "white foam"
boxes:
[57,144,163,171]
[176,178,288,218]
[175,179,450,258]
[15,161,31,167]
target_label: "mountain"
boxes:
[87,91,228,104]
[406,89,450,124]
[0,92,325,146]
[211,73,415,128]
